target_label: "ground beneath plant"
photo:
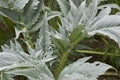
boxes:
[14,75,120,80]
[98,75,120,80]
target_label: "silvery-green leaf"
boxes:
[47,11,62,21]
[88,15,120,31]
[72,0,92,7]
[6,63,54,80]
[0,0,8,8]
[13,0,29,10]
[56,0,70,16]
[97,7,111,17]
[29,15,44,32]
[29,13,56,62]
[0,0,44,33]
[59,73,96,80]
[0,52,23,69]
[98,4,120,10]
[9,40,24,52]
[0,40,32,70]
[59,0,85,32]
[83,0,99,23]
[116,11,120,15]
[58,57,111,80]
[57,0,120,48]
[87,15,120,46]
[66,0,77,27]
[0,0,29,10]
[0,72,14,80]
[71,0,84,7]
[0,7,20,22]
[23,0,43,28]
[0,61,32,71]
[37,13,50,52]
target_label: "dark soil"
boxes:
[98,75,120,80]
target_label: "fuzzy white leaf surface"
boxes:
[58,57,111,80]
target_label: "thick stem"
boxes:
[55,51,69,80]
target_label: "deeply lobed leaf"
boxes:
[58,57,111,80]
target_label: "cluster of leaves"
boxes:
[0,0,120,80]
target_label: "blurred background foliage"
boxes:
[0,16,15,48]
